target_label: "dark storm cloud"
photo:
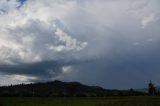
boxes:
[0,61,63,80]
[0,60,84,84]
[0,59,84,82]
[62,47,160,89]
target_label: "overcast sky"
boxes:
[0,0,160,89]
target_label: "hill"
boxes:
[0,80,146,97]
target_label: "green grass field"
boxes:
[0,96,160,106]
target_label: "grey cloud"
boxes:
[0,60,68,82]
[60,50,160,89]
[0,0,160,88]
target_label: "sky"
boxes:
[0,0,160,89]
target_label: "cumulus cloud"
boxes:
[49,27,87,52]
[0,1,87,64]
[0,0,160,88]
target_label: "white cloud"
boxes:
[62,66,73,73]
[49,27,87,52]
[11,74,37,82]
[0,0,88,64]
[0,73,37,85]
[141,14,155,28]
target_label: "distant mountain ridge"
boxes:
[0,80,147,97]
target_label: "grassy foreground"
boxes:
[0,96,160,106]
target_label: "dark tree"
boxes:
[148,80,156,95]
[67,83,78,96]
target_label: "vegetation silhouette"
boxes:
[0,80,148,97]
